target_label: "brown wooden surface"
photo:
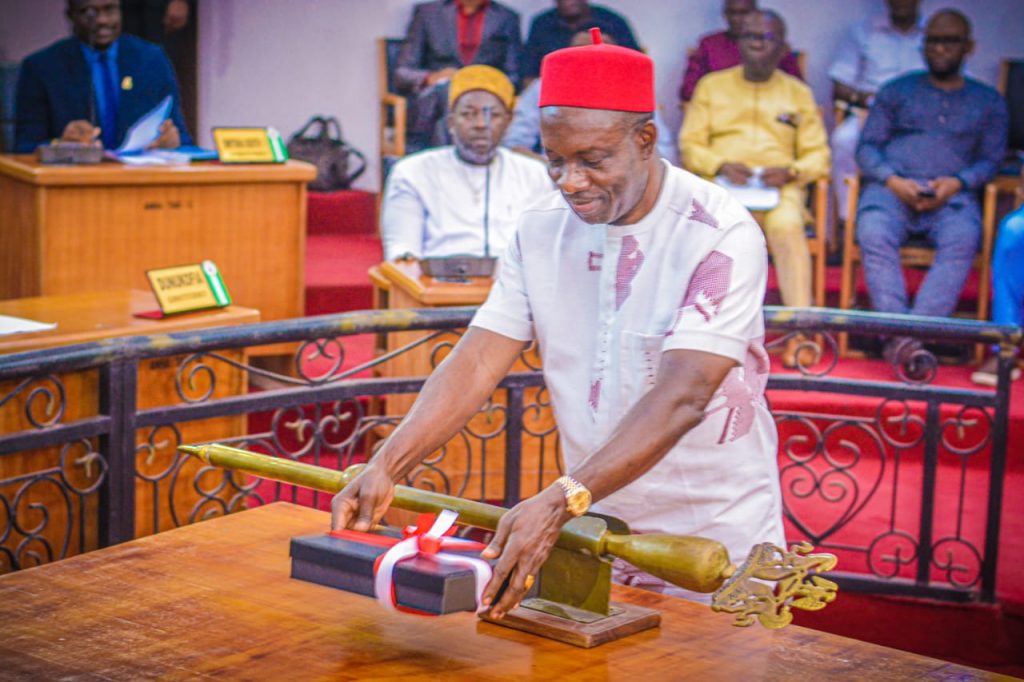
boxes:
[374,262,561,501]
[0,155,313,334]
[0,289,258,354]
[0,503,1006,681]
[0,291,259,564]
[380,259,492,306]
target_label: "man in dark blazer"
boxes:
[394,0,522,152]
[15,0,191,153]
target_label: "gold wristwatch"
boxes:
[554,475,591,517]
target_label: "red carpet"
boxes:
[294,192,1024,675]
[305,190,382,316]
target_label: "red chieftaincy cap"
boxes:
[538,27,655,113]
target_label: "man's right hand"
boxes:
[885,175,926,209]
[61,120,101,146]
[425,67,458,87]
[330,462,396,531]
[718,162,753,185]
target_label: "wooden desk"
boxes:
[372,261,560,502]
[0,155,314,333]
[0,290,259,565]
[0,502,1000,680]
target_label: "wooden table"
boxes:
[0,502,1003,680]
[371,261,560,502]
[0,290,259,562]
[0,155,314,336]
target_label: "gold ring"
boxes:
[524,574,536,591]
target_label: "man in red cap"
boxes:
[333,29,783,618]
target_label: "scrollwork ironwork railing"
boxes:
[0,306,1019,604]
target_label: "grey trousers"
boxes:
[856,182,981,317]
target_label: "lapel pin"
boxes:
[121,75,133,90]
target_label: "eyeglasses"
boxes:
[924,36,967,47]
[738,31,781,44]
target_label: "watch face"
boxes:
[567,489,591,516]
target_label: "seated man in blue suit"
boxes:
[14,0,192,153]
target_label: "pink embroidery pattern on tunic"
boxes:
[589,379,602,411]
[615,236,644,310]
[680,250,733,322]
[689,199,719,229]
[588,251,603,272]
[705,340,770,443]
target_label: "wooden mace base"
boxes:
[479,598,661,648]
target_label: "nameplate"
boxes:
[212,127,288,164]
[144,261,232,317]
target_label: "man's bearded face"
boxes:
[448,90,511,165]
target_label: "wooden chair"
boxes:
[377,37,407,187]
[749,177,830,308]
[836,175,1002,356]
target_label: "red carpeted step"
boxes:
[305,233,382,316]
[307,190,377,237]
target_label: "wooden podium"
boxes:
[370,261,561,501]
[0,156,314,331]
[0,290,259,569]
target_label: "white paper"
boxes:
[714,168,781,211]
[116,95,173,154]
[0,315,58,336]
[115,150,191,166]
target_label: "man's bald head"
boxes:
[928,8,971,37]
[923,9,973,82]
[738,10,788,81]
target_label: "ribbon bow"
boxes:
[330,509,492,615]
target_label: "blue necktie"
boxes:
[97,52,119,149]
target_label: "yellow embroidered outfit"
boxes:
[680,66,830,307]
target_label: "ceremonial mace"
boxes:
[180,444,838,646]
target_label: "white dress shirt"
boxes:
[828,14,925,95]
[381,146,553,261]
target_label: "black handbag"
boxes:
[287,116,366,192]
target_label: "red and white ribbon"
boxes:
[331,509,491,615]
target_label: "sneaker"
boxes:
[970,356,1022,387]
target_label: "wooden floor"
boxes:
[0,503,1011,681]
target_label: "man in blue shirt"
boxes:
[521,1,639,84]
[855,9,1007,375]
[15,0,191,153]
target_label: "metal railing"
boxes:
[0,307,1019,603]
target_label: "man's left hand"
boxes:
[761,167,795,188]
[916,176,962,212]
[149,119,181,149]
[480,485,569,619]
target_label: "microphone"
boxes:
[483,106,493,259]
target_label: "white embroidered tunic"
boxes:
[470,161,785,581]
